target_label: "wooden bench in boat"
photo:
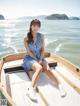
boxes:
[4,58,57,73]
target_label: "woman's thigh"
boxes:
[31,62,42,71]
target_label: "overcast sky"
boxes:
[0,0,80,19]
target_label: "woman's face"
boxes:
[31,24,40,33]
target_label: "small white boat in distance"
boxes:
[0,51,80,106]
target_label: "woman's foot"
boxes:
[58,84,67,97]
[26,82,37,102]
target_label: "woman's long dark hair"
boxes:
[27,19,41,44]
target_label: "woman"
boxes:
[22,19,66,101]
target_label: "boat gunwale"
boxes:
[0,59,16,106]
[51,53,80,79]
[1,51,80,74]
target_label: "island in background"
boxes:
[0,13,80,20]
[45,14,80,20]
[0,14,5,20]
[18,14,80,20]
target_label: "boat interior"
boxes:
[0,51,80,106]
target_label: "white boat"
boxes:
[0,51,80,106]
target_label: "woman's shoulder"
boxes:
[24,36,27,41]
[38,32,44,38]
[24,35,28,45]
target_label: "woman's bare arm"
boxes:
[24,37,38,61]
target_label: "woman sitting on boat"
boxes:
[22,19,66,101]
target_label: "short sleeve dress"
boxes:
[21,32,47,72]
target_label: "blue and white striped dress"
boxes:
[21,32,47,72]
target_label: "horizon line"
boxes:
[1,13,80,19]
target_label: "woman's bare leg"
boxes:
[25,62,42,101]
[42,62,60,87]
[42,61,66,97]
[31,62,42,88]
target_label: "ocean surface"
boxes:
[0,19,80,68]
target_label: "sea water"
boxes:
[0,19,80,68]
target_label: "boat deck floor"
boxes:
[5,68,80,106]
[28,66,80,106]
[37,71,80,106]
[5,71,44,106]
[3,59,80,106]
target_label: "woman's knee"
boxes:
[36,64,42,72]
[32,63,42,72]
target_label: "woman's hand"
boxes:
[38,60,43,65]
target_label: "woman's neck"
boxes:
[32,32,37,38]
